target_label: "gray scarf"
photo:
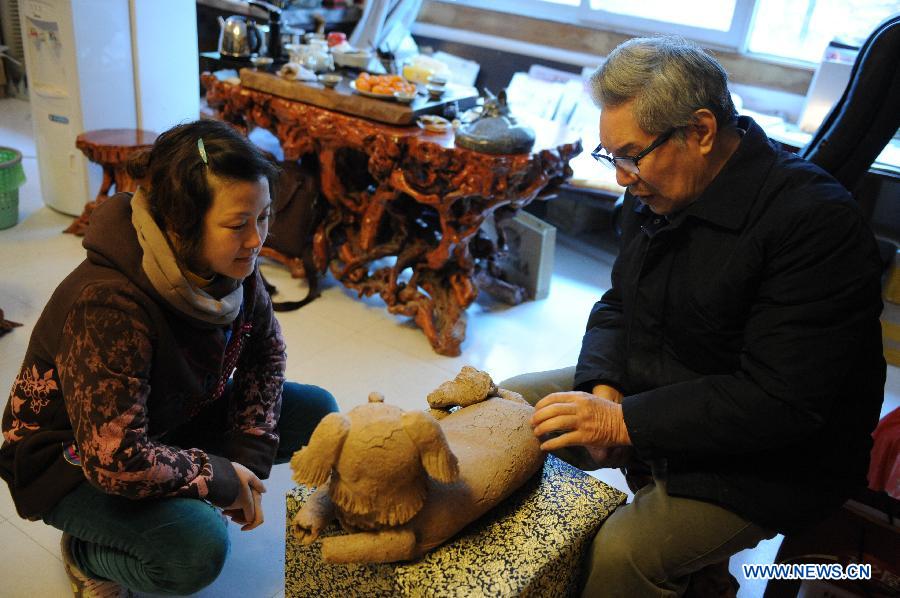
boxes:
[131,188,242,325]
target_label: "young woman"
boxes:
[0,120,338,596]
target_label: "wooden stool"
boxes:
[284,455,627,597]
[64,128,157,236]
[0,307,22,337]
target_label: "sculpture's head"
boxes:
[290,392,460,529]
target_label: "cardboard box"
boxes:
[284,455,626,597]
[495,211,556,300]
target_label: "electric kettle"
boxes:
[217,15,263,58]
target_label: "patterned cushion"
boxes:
[284,455,627,597]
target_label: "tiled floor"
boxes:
[1,97,897,597]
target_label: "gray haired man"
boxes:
[506,36,885,596]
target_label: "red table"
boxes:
[202,71,581,355]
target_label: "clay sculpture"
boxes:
[290,366,545,563]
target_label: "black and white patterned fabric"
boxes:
[284,455,627,597]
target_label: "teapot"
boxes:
[456,89,536,155]
[295,43,334,73]
[218,15,264,58]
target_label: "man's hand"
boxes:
[225,462,267,531]
[585,445,634,469]
[592,384,624,404]
[531,391,631,452]
[580,385,630,468]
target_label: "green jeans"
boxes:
[43,382,338,595]
[500,367,775,597]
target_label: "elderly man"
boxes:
[503,36,885,597]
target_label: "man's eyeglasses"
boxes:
[591,128,677,176]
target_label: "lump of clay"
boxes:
[426,365,496,409]
[290,367,544,564]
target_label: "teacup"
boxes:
[427,74,448,87]
[319,73,342,88]
[394,90,416,104]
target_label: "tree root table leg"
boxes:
[260,247,308,280]
[200,73,581,355]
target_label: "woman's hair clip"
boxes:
[197,138,209,165]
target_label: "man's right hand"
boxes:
[225,462,267,531]
[586,384,628,468]
[592,384,624,404]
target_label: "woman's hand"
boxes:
[531,391,631,452]
[224,462,267,531]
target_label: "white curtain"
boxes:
[349,0,423,58]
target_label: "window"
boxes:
[749,0,900,62]
[579,0,755,49]
[588,1,737,31]
[443,0,900,64]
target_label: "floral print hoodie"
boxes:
[0,193,286,519]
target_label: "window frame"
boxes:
[441,0,760,51]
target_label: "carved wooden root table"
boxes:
[202,72,581,355]
[64,129,158,236]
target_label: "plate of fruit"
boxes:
[350,73,417,101]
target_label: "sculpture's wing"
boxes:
[291,412,351,487]
[496,387,530,405]
[401,411,460,483]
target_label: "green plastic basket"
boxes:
[0,147,26,230]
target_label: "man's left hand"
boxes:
[531,391,631,452]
